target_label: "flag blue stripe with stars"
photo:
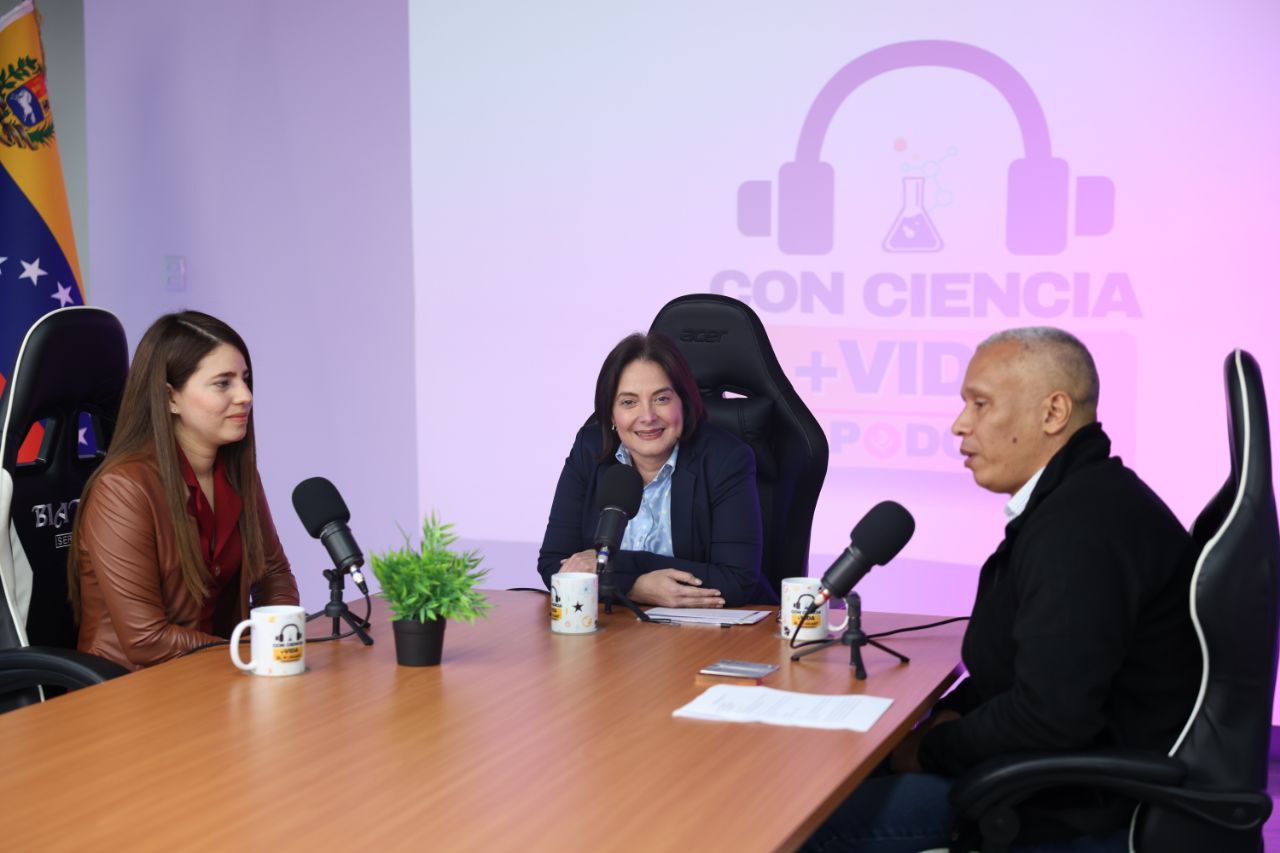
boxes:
[0,160,83,384]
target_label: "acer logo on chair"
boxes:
[679,329,729,344]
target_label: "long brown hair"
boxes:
[68,311,268,619]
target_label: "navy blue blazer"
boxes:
[537,421,771,606]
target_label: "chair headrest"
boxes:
[1225,349,1271,497]
[0,307,128,472]
[650,294,795,399]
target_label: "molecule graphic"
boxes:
[882,144,959,254]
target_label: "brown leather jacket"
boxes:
[75,456,300,670]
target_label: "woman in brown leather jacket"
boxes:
[68,311,299,669]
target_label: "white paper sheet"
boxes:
[672,685,893,732]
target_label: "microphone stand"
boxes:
[789,592,909,680]
[306,567,374,645]
[596,548,651,622]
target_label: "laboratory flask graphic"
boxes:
[735,40,1115,255]
[883,176,943,252]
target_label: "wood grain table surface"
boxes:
[0,590,962,852]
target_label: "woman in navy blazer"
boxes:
[537,332,771,607]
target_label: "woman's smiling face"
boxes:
[612,358,683,472]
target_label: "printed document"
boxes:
[673,685,892,732]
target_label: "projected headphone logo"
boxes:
[736,41,1115,256]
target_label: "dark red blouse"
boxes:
[177,448,243,634]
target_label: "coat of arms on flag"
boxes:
[0,53,54,149]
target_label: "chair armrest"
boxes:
[951,750,1187,816]
[0,646,129,694]
[950,751,1270,848]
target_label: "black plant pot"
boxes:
[391,618,447,666]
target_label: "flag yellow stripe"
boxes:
[0,5,83,294]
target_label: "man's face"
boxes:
[951,341,1052,495]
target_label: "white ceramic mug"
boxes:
[230,605,307,676]
[551,572,598,634]
[780,577,848,642]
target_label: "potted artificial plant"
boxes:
[369,513,489,666]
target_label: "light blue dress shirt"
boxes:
[615,443,678,558]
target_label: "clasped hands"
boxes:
[557,550,724,608]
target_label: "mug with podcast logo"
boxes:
[780,577,848,642]
[230,605,307,676]
[551,572,598,634]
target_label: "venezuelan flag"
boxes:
[1,0,85,462]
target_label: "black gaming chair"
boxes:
[949,349,1278,853]
[0,307,131,710]
[650,294,829,589]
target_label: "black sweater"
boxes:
[919,424,1199,834]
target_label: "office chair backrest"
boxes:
[650,294,828,588]
[0,307,129,652]
[1135,350,1280,852]
[0,469,23,651]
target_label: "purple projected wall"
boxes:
[411,0,1280,695]
[83,0,418,608]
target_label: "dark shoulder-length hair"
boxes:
[593,332,706,461]
[69,311,268,619]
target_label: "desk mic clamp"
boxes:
[307,566,374,645]
[596,548,650,622]
[789,591,908,680]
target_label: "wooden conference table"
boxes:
[0,591,963,852]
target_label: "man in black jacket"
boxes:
[805,328,1197,853]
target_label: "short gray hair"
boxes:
[979,327,1100,409]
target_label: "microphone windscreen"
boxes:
[849,501,916,566]
[292,476,351,538]
[597,464,643,518]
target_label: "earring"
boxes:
[610,424,616,432]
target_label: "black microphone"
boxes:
[814,501,916,607]
[292,476,368,593]
[593,464,644,566]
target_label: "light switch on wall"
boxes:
[163,255,186,292]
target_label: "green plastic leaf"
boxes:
[368,512,490,625]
